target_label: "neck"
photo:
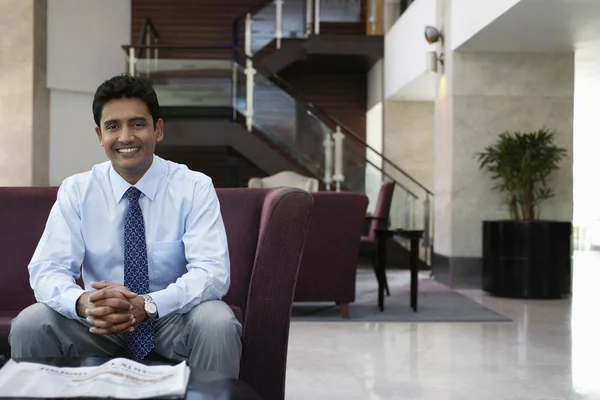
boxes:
[115,161,152,185]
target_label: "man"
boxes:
[9,74,242,378]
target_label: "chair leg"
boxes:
[340,303,349,319]
[371,253,391,296]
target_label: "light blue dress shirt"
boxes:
[28,155,231,320]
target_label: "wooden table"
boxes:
[375,229,424,312]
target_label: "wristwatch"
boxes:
[142,294,158,322]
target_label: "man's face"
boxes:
[95,97,163,183]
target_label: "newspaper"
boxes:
[0,358,190,399]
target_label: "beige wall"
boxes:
[0,0,49,186]
[384,100,434,191]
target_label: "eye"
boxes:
[106,124,117,131]
[133,122,146,128]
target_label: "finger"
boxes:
[87,313,133,327]
[103,313,135,325]
[86,316,115,329]
[90,281,119,289]
[85,306,114,318]
[91,298,133,311]
[90,319,135,335]
[89,288,136,302]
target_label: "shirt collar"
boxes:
[109,155,162,203]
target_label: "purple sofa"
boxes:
[293,192,369,317]
[0,186,314,400]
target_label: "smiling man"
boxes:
[9,74,242,378]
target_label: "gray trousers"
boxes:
[9,300,242,378]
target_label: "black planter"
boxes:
[482,220,572,299]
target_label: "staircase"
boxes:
[123,2,434,265]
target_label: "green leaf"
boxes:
[475,128,567,221]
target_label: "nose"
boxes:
[118,126,134,144]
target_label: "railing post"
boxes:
[369,0,377,35]
[245,13,255,131]
[423,194,431,264]
[305,0,313,36]
[333,126,344,191]
[323,132,333,191]
[314,0,320,35]
[275,0,284,49]
[128,47,136,76]
[232,62,238,121]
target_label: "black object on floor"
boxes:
[482,220,572,299]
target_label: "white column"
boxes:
[275,0,284,49]
[323,132,333,191]
[244,14,255,131]
[333,126,345,191]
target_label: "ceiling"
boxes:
[458,0,600,53]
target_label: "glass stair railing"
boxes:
[123,45,236,108]
[123,7,432,263]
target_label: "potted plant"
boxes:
[477,128,572,299]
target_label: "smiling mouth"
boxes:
[117,147,140,154]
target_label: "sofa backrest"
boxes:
[0,186,270,316]
[294,191,368,300]
[0,187,59,311]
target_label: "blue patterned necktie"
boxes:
[123,187,154,359]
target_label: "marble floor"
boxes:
[285,251,600,400]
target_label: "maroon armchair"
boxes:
[360,182,395,295]
[0,186,314,400]
[293,192,368,318]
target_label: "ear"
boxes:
[155,118,164,143]
[95,127,103,146]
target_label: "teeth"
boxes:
[118,148,139,153]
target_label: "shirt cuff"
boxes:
[61,286,86,320]
[150,287,180,319]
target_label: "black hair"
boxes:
[92,74,160,128]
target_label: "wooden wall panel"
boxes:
[278,63,367,140]
[131,0,271,58]
[155,146,266,188]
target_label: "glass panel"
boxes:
[234,63,329,180]
[128,51,234,107]
[251,3,277,54]
[250,0,307,55]
[282,0,307,38]
[319,0,362,22]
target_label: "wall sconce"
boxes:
[424,25,444,45]
[425,25,445,74]
[426,51,444,74]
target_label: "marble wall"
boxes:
[450,53,574,257]
[384,100,434,191]
[0,0,49,185]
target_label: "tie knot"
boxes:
[125,187,142,202]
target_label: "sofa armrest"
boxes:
[239,187,313,400]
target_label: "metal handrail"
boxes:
[122,44,235,51]
[138,17,159,44]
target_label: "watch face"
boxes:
[146,303,157,314]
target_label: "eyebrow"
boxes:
[103,117,148,128]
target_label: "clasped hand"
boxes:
[76,281,148,335]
